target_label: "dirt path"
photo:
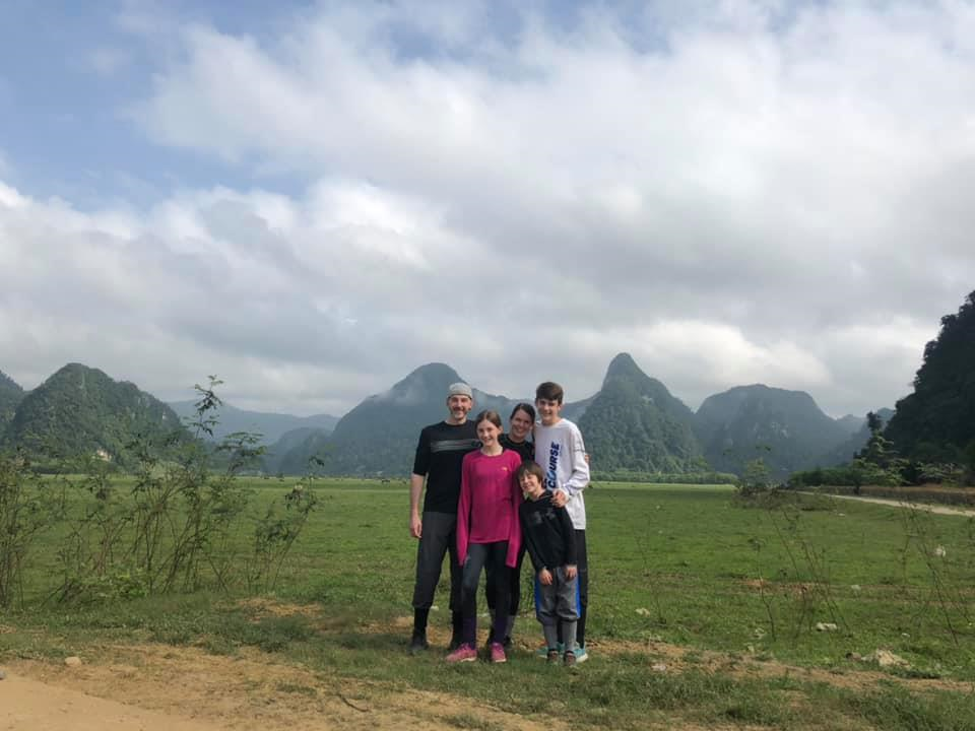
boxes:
[0,601,740,731]
[805,492,975,517]
[2,603,971,730]
[0,643,575,731]
[2,630,971,731]
[0,673,223,731]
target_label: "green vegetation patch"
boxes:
[3,478,975,730]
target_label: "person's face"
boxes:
[509,408,533,441]
[519,472,544,500]
[535,398,562,426]
[446,395,473,423]
[477,419,502,447]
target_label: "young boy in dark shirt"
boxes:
[517,460,579,666]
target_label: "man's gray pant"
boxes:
[412,511,461,611]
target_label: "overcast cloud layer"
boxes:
[1,0,974,417]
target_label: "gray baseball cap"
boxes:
[447,382,473,399]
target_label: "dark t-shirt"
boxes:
[519,492,577,572]
[499,433,535,463]
[412,421,480,514]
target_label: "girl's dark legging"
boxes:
[486,543,526,621]
[460,541,510,645]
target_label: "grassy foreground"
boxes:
[3,478,975,730]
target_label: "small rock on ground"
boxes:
[870,649,909,668]
[64,656,83,667]
[0,668,7,680]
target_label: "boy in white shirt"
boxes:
[533,381,591,662]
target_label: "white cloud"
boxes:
[0,180,26,208]
[3,1,975,419]
[0,177,525,413]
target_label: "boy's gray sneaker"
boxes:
[563,650,577,667]
[536,642,564,659]
[546,649,560,664]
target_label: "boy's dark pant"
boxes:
[412,511,461,611]
[575,529,589,648]
[460,541,510,645]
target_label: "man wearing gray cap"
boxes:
[408,382,481,653]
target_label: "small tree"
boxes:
[738,458,772,497]
[248,479,319,592]
[0,452,62,607]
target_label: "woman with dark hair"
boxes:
[499,402,535,462]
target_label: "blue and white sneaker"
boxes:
[572,645,589,664]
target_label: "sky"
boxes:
[1,0,974,419]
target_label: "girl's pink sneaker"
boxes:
[489,642,507,664]
[445,644,477,663]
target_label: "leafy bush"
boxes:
[0,452,63,607]
[736,458,772,496]
[50,377,317,604]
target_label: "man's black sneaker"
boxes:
[502,635,513,651]
[409,633,429,654]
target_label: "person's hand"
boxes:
[565,564,577,580]
[410,513,422,539]
[538,568,553,586]
[552,489,568,508]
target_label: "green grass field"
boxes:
[3,478,975,730]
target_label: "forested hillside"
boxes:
[579,353,704,473]
[4,363,187,465]
[695,384,850,478]
[885,290,975,463]
[0,369,24,432]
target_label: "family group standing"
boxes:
[408,381,590,665]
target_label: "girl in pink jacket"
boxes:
[447,410,522,663]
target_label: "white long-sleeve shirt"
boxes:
[533,418,590,529]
